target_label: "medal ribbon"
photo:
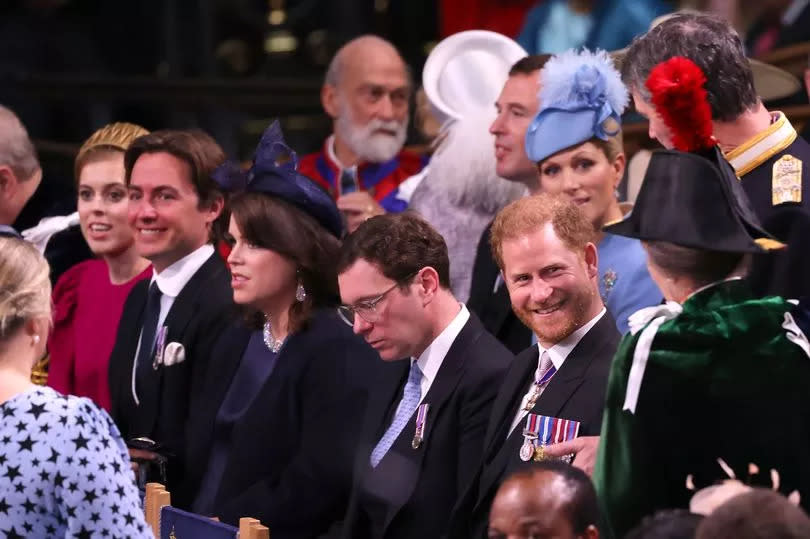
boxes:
[529,415,581,446]
[152,326,168,370]
[524,412,541,437]
[536,364,557,386]
[414,403,429,438]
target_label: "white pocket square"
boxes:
[162,342,186,366]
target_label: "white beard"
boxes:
[335,101,408,163]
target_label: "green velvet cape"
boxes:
[594,280,810,537]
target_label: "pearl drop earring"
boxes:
[33,335,40,344]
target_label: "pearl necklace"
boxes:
[262,318,284,353]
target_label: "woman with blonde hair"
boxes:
[0,236,149,537]
[48,122,152,410]
[524,49,661,333]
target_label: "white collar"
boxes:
[685,276,743,301]
[537,307,606,370]
[326,135,357,173]
[152,244,216,298]
[412,304,470,388]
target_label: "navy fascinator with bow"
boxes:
[212,121,344,238]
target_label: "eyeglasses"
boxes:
[338,272,417,327]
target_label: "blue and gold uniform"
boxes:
[726,112,810,298]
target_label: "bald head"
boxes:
[321,35,410,165]
[0,105,42,225]
[325,35,407,87]
[0,105,39,182]
[489,462,600,539]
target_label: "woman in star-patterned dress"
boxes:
[0,236,149,538]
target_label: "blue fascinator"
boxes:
[525,49,629,163]
[212,121,344,238]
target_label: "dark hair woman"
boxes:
[180,122,378,536]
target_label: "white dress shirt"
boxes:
[508,307,607,435]
[393,304,470,416]
[131,244,216,403]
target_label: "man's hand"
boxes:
[543,435,601,476]
[337,191,385,233]
[129,447,159,474]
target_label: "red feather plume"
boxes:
[645,56,715,152]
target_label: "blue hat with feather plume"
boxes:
[212,121,344,238]
[525,48,628,163]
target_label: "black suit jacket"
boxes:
[108,251,233,501]
[467,222,532,355]
[181,310,380,537]
[448,312,620,539]
[341,312,512,539]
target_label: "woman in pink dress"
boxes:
[48,122,152,411]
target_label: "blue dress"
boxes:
[0,386,149,538]
[517,0,671,54]
[598,233,662,334]
[193,331,280,515]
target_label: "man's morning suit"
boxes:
[341,309,511,539]
[108,246,233,506]
[450,310,619,538]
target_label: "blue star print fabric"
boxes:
[0,386,150,538]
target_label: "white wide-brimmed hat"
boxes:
[422,30,528,126]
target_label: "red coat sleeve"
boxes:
[47,262,86,394]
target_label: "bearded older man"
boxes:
[448,194,619,539]
[299,35,425,233]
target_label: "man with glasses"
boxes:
[337,211,512,539]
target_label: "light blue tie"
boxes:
[370,361,423,467]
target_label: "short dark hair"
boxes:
[229,191,341,333]
[621,12,758,122]
[509,54,551,76]
[644,241,746,288]
[504,460,600,535]
[696,489,810,539]
[124,129,227,242]
[626,509,704,539]
[337,211,451,289]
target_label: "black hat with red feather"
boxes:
[604,57,783,253]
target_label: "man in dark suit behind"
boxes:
[450,194,620,538]
[108,129,234,504]
[468,55,548,354]
[337,212,512,539]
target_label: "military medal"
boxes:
[412,403,429,449]
[772,154,802,205]
[520,414,541,461]
[523,363,557,412]
[523,415,582,462]
[533,445,546,461]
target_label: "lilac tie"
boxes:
[370,362,423,467]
